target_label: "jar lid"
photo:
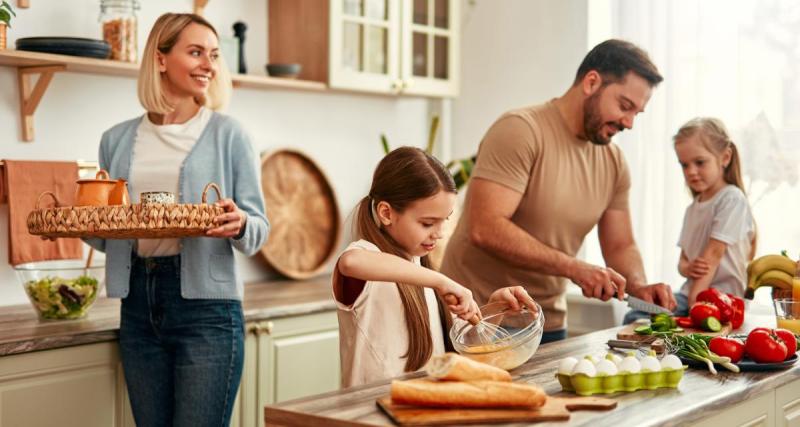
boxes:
[99,0,140,10]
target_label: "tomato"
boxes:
[675,316,694,329]
[745,329,788,363]
[774,329,797,359]
[709,336,745,363]
[689,302,721,328]
[727,294,745,329]
[697,289,733,323]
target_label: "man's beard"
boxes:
[583,91,624,146]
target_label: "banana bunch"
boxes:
[745,254,799,299]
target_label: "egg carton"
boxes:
[556,367,687,396]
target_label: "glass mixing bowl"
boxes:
[15,260,105,321]
[450,300,544,370]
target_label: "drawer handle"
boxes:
[248,322,274,336]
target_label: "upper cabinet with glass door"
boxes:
[329,0,402,94]
[328,0,459,97]
[400,0,459,97]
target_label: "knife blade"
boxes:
[625,295,672,314]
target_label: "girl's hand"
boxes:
[438,278,479,321]
[488,286,539,313]
[688,257,710,279]
[207,199,248,238]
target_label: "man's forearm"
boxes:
[472,217,576,278]
[603,243,648,292]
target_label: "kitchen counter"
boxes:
[0,275,335,356]
[263,314,799,427]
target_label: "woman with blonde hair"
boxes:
[85,13,269,426]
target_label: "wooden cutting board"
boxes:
[617,321,732,342]
[376,395,616,426]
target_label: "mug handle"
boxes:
[96,169,110,180]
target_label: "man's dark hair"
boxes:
[574,39,663,87]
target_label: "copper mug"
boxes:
[75,170,130,206]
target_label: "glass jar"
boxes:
[99,0,139,62]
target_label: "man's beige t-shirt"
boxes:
[333,240,445,388]
[440,100,631,331]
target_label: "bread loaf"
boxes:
[425,352,512,382]
[390,378,546,408]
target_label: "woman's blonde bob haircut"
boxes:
[138,13,232,114]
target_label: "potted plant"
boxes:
[0,1,16,50]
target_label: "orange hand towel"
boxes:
[3,160,83,265]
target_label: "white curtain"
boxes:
[583,0,800,311]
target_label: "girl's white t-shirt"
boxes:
[678,184,755,297]
[130,107,212,257]
[333,239,446,388]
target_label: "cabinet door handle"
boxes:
[248,324,262,335]
[263,321,274,335]
[390,79,402,93]
[401,80,410,90]
[247,321,274,336]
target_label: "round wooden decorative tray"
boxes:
[260,149,341,279]
[27,183,225,239]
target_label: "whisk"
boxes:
[444,295,512,346]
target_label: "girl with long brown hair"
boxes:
[333,147,536,388]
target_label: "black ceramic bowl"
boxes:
[265,63,302,78]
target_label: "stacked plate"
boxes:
[16,37,111,59]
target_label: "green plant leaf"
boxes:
[1,1,14,17]
[380,134,390,154]
[425,115,439,154]
[0,9,10,26]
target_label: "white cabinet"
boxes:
[271,0,460,97]
[0,342,135,427]
[692,390,775,427]
[776,379,800,427]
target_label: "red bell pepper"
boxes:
[727,293,745,329]
[697,288,733,323]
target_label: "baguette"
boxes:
[390,378,546,408]
[425,352,512,382]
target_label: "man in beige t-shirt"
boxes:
[441,39,676,342]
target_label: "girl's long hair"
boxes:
[354,147,457,371]
[674,117,757,257]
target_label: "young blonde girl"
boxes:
[674,117,756,310]
[333,147,536,388]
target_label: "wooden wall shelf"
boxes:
[0,49,328,141]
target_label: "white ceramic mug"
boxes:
[140,191,175,205]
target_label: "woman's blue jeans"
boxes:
[120,254,244,427]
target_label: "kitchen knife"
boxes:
[624,295,672,314]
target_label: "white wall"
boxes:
[452,0,589,159]
[0,0,433,306]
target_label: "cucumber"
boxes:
[701,316,722,332]
[634,325,652,335]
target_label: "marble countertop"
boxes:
[0,275,335,356]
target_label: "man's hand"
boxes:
[569,260,626,301]
[628,282,677,311]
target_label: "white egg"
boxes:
[595,359,618,376]
[606,353,623,366]
[618,355,641,374]
[558,357,578,375]
[640,355,661,372]
[571,359,597,377]
[660,354,683,370]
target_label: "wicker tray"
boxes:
[259,149,341,279]
[27,183,225,239]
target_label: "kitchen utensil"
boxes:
[376,395,616,426]
[443,294,512,346]
[15,258,105,320]
[75,169,118,206]
[16,37,111,59]
[607,338,665,354]
[450,301,544,370]
[139,191,175,205]
[259,149,340,279]
[624,294,672,314]
[266,63,301,78]
[232,21,247,74]
[28,182,224,239]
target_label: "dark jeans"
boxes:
[541,329,567,344]
[120,254,244,427]
[622,292,690,325]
